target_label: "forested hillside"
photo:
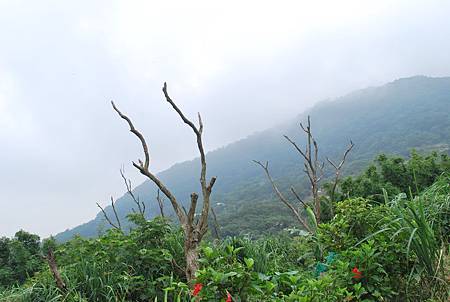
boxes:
[55,76,450,241]
[3,152,449,301]
[2,76,450,301]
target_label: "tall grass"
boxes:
[373,174,449,300]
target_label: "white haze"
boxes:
[1,0,450,237]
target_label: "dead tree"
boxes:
[284,115,324,223]
[112,83,216,282]
[97,197,122,230]
[256,115,352,230]
[326,140,354,210]
[46,249,66,292]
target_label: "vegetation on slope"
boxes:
[55,76,450,241]
[1,152,449,301]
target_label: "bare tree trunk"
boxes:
[184,237,200,281]
[46,249,66,292]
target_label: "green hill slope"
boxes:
[55,75,450,241]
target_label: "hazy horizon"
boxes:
[2,0,450,238]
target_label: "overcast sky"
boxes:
[1,0,450,238]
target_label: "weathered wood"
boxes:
[46,249,66,292]
[113,83,216,282]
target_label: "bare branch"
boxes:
[96,199,121,230]
[112,101,186,223]
[207,177,217,193]
[326,140,354,171]
[290,186,308,208]
[210,206,221,240]
[120,168,145,215]
[111,101,150,170]
[254,160,312,233]
[156,189,165,217]
[198,112,203,134]
[327,158,339,170]
[326,140,354,205]
[110,197,122,230]
[187,193,199,226]
[162,83,201,137]
[141,198,146,215]
[162,83,214,235]
[284,135,308,160]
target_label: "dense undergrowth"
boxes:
[0,152,449,301]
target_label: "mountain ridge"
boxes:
[55,75,450,241]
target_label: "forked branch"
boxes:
[112,100,185,223]
[326,140,354,204]
[162,83,216,233]
[120,168,146,216]
[96,197,122,230]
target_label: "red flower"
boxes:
[352,267,362,279]
[225,290,232,302]
[192,283,203,296]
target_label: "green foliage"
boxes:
[0,230,44,289]
[364,175,450,301]
[338,151,450,203]
[0,217,188,301]
[1,152,449,301]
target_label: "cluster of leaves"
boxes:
[0,230,44,288]
[331,151,450,203]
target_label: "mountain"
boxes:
[55,75,450,241]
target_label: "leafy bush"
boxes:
[1,154,449,301]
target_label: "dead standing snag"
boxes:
[46,249,66,292]
[112,83,216,282]
[255,115,353,231]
